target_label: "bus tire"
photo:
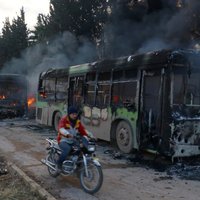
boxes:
[54,112,62,131]
[116,121,133,153]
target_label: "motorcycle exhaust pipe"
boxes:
[41,159,57,171]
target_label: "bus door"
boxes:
[37,78,56,125]
[140,69,164,149]
[68,76,84,108]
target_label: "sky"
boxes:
[0,0,50,31]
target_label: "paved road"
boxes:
[1,118,200,200]
[0,119,135,200]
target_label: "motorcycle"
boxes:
[41,135,103,194]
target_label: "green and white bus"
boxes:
[36,49,200,158]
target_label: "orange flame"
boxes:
[0,95,6,100]
[28,96,36,107]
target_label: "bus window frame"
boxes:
[68,75,85,107]
[84,72,97,107]
[172,67,200,106]
[112,66,138,112]
[55,76,68,102]
[38,78,56,101]
[96,71,112,107]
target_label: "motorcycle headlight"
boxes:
[87,145,96,152]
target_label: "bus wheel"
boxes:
[116,121,133,153]
[54,112,62,131]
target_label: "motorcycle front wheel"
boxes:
[79,162,103,194]
[46,153,59,178]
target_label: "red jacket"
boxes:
[57,115,87,143]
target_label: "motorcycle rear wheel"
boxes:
[46,154,59,178]
[79,162,103,194]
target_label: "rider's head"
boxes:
[68,106,78,121]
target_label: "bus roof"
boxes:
[0,74,27,82]
[98,49,199,70]
[40,49,200,78]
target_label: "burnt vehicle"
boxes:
[36,49,200,159]
[138,49,200,159]
[0,74,28,119]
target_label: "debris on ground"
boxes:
[0,155,8,175]
[104,149,124,160]
[167,163,200,181]
[103,147,200,181]
[0,154,45,200]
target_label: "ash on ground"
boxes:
[0,155,8,176]
[102,147,200,181]
[167,162,200,181]
[130,155,200,181]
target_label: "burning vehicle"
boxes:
[36,49,200,159]
[0,74,28,119]
[133,49,200,159]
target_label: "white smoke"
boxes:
[1,31,97,94]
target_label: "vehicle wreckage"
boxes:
[36,49,200,160]
[0,74,28,119]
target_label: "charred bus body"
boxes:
[0,74,28,118]
[135,50,200,158]
[36,49,200,159]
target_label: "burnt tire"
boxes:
[116,121,133,153]
[54,112,62,131]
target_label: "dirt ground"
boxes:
[0,154,44,200]
[1,118,200,200]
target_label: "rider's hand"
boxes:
[83,135,88,140]
[67,134,73,138]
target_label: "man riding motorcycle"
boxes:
[41,105,103,194]
[57,106,89,171]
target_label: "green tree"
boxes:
[31,14,50,44]
[34,0,108,42]
[9,8,29,58]
[0,7,29,65]
[0,18,12,65]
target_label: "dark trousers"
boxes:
[58,141,72,166]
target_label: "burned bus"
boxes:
[0,74,28,118]
[36,49,200,159]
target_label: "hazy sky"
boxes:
[0,0,50,31]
